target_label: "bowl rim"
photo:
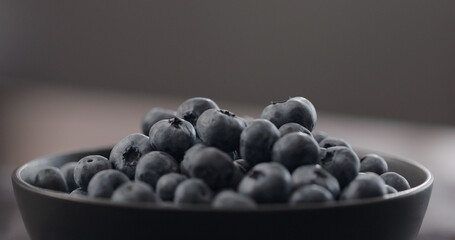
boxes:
[12,146,434,212]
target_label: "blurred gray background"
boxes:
[2,0,455,124]
[1,1,455,240]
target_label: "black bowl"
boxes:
[12,147,433,240]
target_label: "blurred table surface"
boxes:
[1,86,455,240]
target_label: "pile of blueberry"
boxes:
[33,97,411,208]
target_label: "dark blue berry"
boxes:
[174,179,213,205]
[319,137,352,149]
[70,187,87,197]
[180,143,207,176]
[320,146,360,189]
[238,162,292,204]
[156,173,188,201]
[60,162,78,191]
[74,155,112,190]
[260,97,317,131]
[380,172,410,191]
[135,151,178,189]
[292,164,340,197]
[278,123,312,137]
[34,167,69,192]
[289,185,334,204]
[271,132,320,172]
[196,109,245,152]
[187,147,234,190]
[176,97,219,126]
[87,169,130,198]
[240,119,280,166]
[340,172,387,200]
[386,185,398,194]
[360,154,388,175]
[149,117,196,160]
[212,190,256,208]
[111,181,158,203]
[109,133,154,179]
[313,131,329,143]
[141,107,176,135]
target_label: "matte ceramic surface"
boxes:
[12,148,433,240]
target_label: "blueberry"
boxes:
[360,154,388,175]
[60,162,78,191]
[380,172,411,191]
[70,187,87,197]
[34,167,69,192]
[141,107,176,135]
[233,159,251,173]
[156,173,188,201]
[260,97,317,131]
[74,155,112,190]
[174,179,213,205]
[149,117,196,160]
[320,146,360,189]
[240,119,280,166]
[340,172,387,200]
[135,151,178,189]
[180,143,207,176]
[289,185,334,204]
[238,162,292,204]
[386,185,398,194]
[187,147,235,190]
[87,169,130,198]
[271,132,320,172]
[319,137,352,149]
[278,123,312,137]
[313,131,329,143]
[176,97,219,126]
[109,133,154,179]
[196,109,245,152]
[111,181,158,203]
[212,190,256,208]
[292,164,340,197]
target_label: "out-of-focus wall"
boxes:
[1,1,455,124]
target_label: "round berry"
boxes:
[87,170,129,198]
[135,151,178,189]
[380,172,411,191]
[260,97,317,131]
[360,154,388,175]
[174,179,213,205]
[149,117,196,161]
[240,119,280,166]
[141,107,176,135]
[271,132,320,172]
[289,185,334,204]
[109,133,154,179]
[176,97,219,126]
[34,167,69,193]
[111,181,158,203]
[74,155,112,190]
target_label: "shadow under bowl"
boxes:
[12,147,433,240]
